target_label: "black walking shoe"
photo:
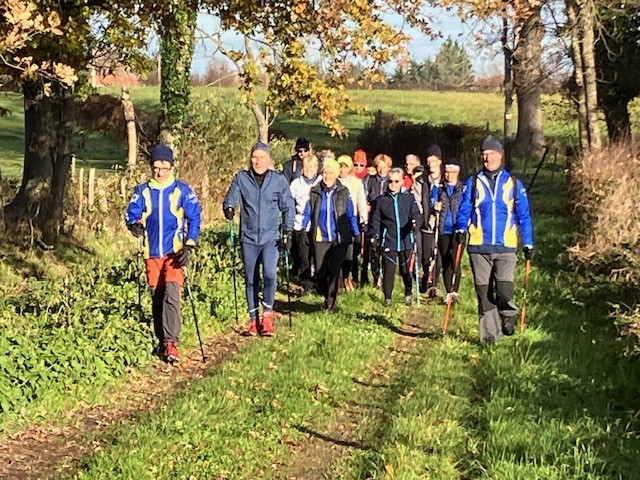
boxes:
[501,317,515,336]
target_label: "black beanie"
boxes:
[426,144,442,159]
[295,137,310,151]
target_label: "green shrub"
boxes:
[0,227,241,421]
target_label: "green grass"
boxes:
[64,288,415,479]
[0,86,581,180]
[328,176,640,479]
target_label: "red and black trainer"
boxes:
[165,341,180,363]
[260,311,274,336]
[243,318,259,337]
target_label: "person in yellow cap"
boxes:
[337,154,368,290]
[301,159,360,311]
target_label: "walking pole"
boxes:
[229,220,239,325]
[519,259,532,333]
[442,241,464,335]
[426,212,441,297]
[183,267,207,363]
[137,237,146,324]
[411,231,420,306]
[284,250,293,329]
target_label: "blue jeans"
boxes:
[241,241,280,319]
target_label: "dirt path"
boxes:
[0,330,251,480]
[276,309,437,480]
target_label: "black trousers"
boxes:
[361,232,381,286]
[293,230,313,288]
[314,242,348,309]
[382,249,413,300]
[438,233,462,293]
[421,231,440,290]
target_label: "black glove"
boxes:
[129,222,145,238]
[454,230,466,245]
[523,246,534,262]
[280,230,293,252]
[224,207,235,220]
[359,223,368,234]
[370,235,379,248]
[177,245,192,267]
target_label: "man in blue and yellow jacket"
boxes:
[126,144,202,363]
[455,136,533,344]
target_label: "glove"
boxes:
[454,230,466,245]
[370,235,379,248]
[129,222,145,238]
[176,245,192,267]
[359,223,368,234]
[224,207,235,220]
[523,246,534,262]
[280,230,293,252]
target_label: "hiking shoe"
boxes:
[244,318,259,337]
[260,311,274,336]
[164,341,180,363]
[384,298,392,307]
[501,317,515,336]
[404,295,413,306]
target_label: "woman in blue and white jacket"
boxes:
[302,159,360,312]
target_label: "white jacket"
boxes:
[290,175,321,231]
[339,175,368,225]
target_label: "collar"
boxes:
[149,173,175,189]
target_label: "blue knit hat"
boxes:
[251,141,271,156]
[481,136,503,154]
[150,144,174,165]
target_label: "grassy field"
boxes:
[0,86,581,180]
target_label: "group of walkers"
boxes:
[125,134,534,363]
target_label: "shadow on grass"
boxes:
[355,312,442,340]
[293,425,370,451]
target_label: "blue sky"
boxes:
[190,6,500,77]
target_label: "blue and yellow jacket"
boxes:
[455,169,533,253]
[126,175,202,259]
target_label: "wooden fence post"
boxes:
[79,168,85,219]
[88,168,96,209]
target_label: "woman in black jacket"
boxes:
[370,168,422,306]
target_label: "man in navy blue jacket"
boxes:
[223,142,295,336]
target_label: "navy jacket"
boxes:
[223,169,295,245]
[371,190,423,252]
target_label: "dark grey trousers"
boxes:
[469,252,518,344]
[152,281,182,344]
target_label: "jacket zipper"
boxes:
[393,194,401,251]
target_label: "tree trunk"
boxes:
[567,0,590,151]
[601,90,631,142]
[5,82,55,222]
[158,0,198,157]
[4,83,75,244]
[42,90,74,244]
[502,16,514,170]
[581,0,602,150]
[512,6,545,158]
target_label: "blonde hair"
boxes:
[373,154,393,168]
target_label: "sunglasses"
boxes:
[353,163,366,167]
[297,149,308,154]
